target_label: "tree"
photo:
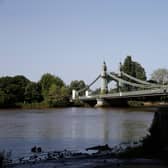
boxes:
[11,75,30,102]
[69,80,86,96]
[47,84,70,107]
[0,75,30,105]
[122,56,133,76]
[39,73,65,99]
[122,56,146,80]
[151,68,168,84]
[48,84,61,99]
[0,73,71,107]
[121,56,146,91]
[24,82,43,103]
[0,89,9,107]
[134,62,146,81]
[69,80,86,90]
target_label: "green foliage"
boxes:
[72,99,85,107]
[121,56,146,91]
[151,68,168,84]
[47,84,70,107]
[0,75,30,106]
[134,62,146,81]
[38,73,71,107]
[24,82,43,103]
[0,73,73,108]
[11,75,30,102]
[69,80,86,96]
[122,56,132,76]
[122,56,146,80]
[21,101,50,109]
[0,72,88,108]
[0,89,9,107]
[69,80,86,91]
[39,73,65,99]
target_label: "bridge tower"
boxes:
[117,62,122,94]
[101,61,108,94]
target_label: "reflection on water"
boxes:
[0,107,154,156]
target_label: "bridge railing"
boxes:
[79,88,167,100]
[102,88,165,98]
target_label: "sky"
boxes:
[0,0,168,86]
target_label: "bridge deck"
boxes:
[79,88,168,101]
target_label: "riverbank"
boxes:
[9,158,167,168]
[19,99,86,109]
[1,100,168,110]
[4,144,167,168]
[0,100,84,109]
[3,138,168,168]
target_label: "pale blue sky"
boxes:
[0,0,168,85]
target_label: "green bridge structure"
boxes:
[72,62,168,107]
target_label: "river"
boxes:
[0,107,154,157]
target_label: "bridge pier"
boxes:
[72,90,78,100]
[95,98,109,107]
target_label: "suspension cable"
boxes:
[120,71,161,87]
[78,74,101,93]
[108,72,159,89]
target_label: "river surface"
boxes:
[0,107,155,157]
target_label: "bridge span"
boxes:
[72,62,168,107]
[79,88,168,107]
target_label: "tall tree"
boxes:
[134,62,146,81]
[0,75,30,105]
[39,73,65,99]
[151,68,168,84]
[0,89,9,107]
[12,75,30,102]
[47,84,70,107]
[69,80,86,91]
[122,56,133,76]
[121,56,146,91]
[69,80,86,96]
[24,82,43,103]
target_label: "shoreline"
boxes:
[1,101,168,110]
[4,141,168,168]
[9,157,167,168]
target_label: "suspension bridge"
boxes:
[72,62,168,107]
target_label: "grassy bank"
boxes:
[14,100,85,109]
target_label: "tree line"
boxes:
[0,56,168,108]
[0,73,86,108]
